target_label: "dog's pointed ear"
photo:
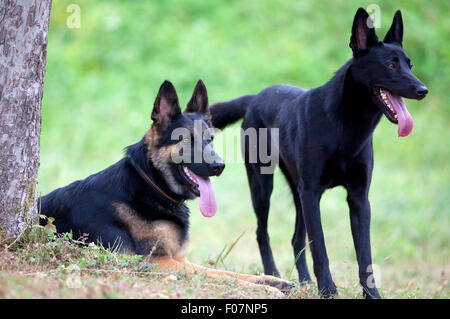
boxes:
[383,10,403,46]
[186,79,209,115]
[151,80,181,131]
[349,7,379,56]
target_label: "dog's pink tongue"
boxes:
[385,91,414,137]
[190,171,217,217]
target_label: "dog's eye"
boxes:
[387,63,397,70]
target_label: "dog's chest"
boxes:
[320,157,347,188]
[320,153,371,189]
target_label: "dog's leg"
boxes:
[245,162,280,277]
[280,160,312,283]
[183,259,293,292]
[151,256,292,297]
[347,186,382,299]
[279,159,311,283]
[291,193,312,283]
[298,186,337,298]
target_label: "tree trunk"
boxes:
[0,0,52,237]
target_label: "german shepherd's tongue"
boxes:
[190,171,217,217]
[385,90,414,137]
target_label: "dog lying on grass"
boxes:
[39,80,293,296]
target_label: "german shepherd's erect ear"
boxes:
[186,80,209,114]
[349,8,379,56]
[383,10,403,46]
[151,80,182,131]
[186,79,211,125]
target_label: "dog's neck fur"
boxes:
[125,138,185,207]
[322,59,383,156]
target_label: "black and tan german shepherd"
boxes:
[210,9,428,298]
[39,80,292,295]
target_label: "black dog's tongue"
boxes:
[383,89,414,137]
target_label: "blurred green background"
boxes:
[39,0,449,297]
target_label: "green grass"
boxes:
[30,0,450,298]
[0,227,289,298]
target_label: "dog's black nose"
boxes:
[211,162,225,176]
[416,85,428,98]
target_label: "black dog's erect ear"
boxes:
[186,79,209,115]
[350,7,379,56]
[151,80,181,130]
[383,10,403,46]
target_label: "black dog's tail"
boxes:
[210,95,255,129]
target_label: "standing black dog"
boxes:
[210,8,428,298]
[39,80,293,295]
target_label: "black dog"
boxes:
[210,9,428,298]
[39,80,292,295]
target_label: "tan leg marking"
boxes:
[151,256,293,297]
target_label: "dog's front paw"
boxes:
[318,284,338,299]
[363,287,382,299]
[256,275,295,292]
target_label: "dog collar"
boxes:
[127,156,184,208]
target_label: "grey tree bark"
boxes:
[0,0,52,237]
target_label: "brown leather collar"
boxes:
[127,155,184,207]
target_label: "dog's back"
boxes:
[211,84,308,130]
[39,159,133,244]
